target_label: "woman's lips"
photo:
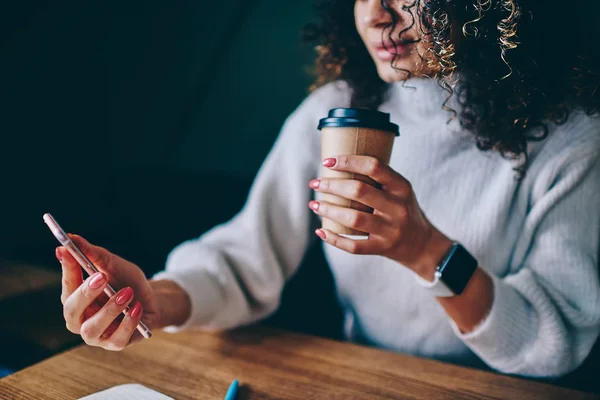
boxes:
[372,40,413,61]
[375,47,398,61]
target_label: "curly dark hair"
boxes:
[304,0,600,170]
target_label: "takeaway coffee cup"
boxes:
[317,108,399,238]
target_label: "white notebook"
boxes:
[79,384,174,400]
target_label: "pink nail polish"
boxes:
[115,287,134,305]
[88,273,106,289]
[309,179,320,189]
[55,247,63,262]
[309,201,320,211]
[315,229,327,240]
[130,302,143,318]
[322,158,337,168]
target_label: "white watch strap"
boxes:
[414,270,455,297]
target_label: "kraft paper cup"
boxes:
[318,108,399,239]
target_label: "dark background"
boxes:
[0,0,598,394]
[0,0,344,376]
[0,0,316,262]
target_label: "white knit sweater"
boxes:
[155,78,600,377]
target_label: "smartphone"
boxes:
[43,213,152,339]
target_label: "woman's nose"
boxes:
[363,0,393,28]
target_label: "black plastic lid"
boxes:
[317,108,399,136]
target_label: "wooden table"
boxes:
[0,327,597,400]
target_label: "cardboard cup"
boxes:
[320,124,397,237]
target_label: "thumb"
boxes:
[68,234,114,274]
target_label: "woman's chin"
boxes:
[376,63,414,83]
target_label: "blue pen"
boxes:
[225,380,239,400]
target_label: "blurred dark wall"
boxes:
[0,0,315,267]
[0,0,345,354]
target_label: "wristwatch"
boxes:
[414,242,478,297]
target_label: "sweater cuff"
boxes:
[152,269,224,333]
[450,271,535,372]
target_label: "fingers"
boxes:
[79,287,135,346]
[103,302,144,351]
[315,229,381,255]
[57,247,83,304]
[323,156,411,195]
[57,235,143,351]
[309,200,390,234]
[310,178,395,211]
[63,272,108,334]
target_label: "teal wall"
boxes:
[105,0,315,174]
[0,0,316,259]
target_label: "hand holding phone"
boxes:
[44,214,157,344]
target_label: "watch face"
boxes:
[439,244,478,295]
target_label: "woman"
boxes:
[57,0,600,377]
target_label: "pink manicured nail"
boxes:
[115,287,134,305]
[55,247,63,262]
[309,179,320,189]
[88,272,106,289]
[315,229,327,240]
[309,201,320,212]
[322,158,337,168]
[130,302,143,318]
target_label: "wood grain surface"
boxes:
[0,326,597,400]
